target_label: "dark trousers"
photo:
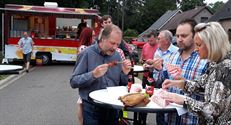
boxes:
[83,100,119,125]
[142,76,148,89]
[156,113,167,125]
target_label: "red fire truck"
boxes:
[1,4,101,64]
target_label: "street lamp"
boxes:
[106,0,110,14]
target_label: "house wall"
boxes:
[194,9,213,23]
[0,13,2,51]
[220,20,231,32]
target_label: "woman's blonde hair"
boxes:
[194,22,230,62]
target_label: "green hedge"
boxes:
[123,36,135,43]
[123,28,138,37]
[123,29,139,43]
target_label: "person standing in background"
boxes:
[76,26,94,125]
[145,30,178,125]
[139,31,159,88]
[79,27,93,46]
[18,31,34,73]
[138,31,159,125]
[77,19,87,39]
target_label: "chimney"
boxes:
[44,2,58,8]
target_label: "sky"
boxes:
[204,0,228,4]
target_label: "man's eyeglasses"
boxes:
[194,23,210,32]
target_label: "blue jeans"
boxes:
[83,100,119,125]
[23,52,32,63]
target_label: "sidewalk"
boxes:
[0,67,35,89]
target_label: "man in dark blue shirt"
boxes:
[70,24,131,125]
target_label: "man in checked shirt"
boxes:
[149,19,208,125]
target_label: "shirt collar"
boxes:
[177,49,199,59]
[157,44,177,54]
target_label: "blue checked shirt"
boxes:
[152,44,179,88]
[160,49,208,125]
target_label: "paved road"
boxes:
[0,64,156,125]
[0,64,77,125]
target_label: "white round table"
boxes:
[89,86,185,113]
[0,65,23,74]
[0,65,23,71]
[89,86,187,124]
[133,65,145,72]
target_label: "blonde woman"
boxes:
[161,22,231,125]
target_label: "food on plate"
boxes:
[130,84,142,93]
[119,93,150,107]
[151,90,170,107]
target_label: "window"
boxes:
[201,17,208,23]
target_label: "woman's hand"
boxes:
[161,91,185,105]
[162,79,185,90]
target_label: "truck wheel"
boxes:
[36,54,51,65]
[41,54,51,65]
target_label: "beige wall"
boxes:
[194,9,213,23]
[220,20,231,32]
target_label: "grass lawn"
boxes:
[0,75,8,80]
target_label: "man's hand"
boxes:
[152,58,163,70]
[122,59,131,75]
[92,64,109,78]
[145,59,153,65]
[162,79,185,90]
[166,63,182,79]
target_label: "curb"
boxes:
[0,75,18,87]
[0,67,36,89]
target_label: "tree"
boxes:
[179,0,206,11]
[0,0,178,34]
[137,0,176,33]
[208,1,224,13]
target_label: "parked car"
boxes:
[126,43,139,64]
[130,37,146,49]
